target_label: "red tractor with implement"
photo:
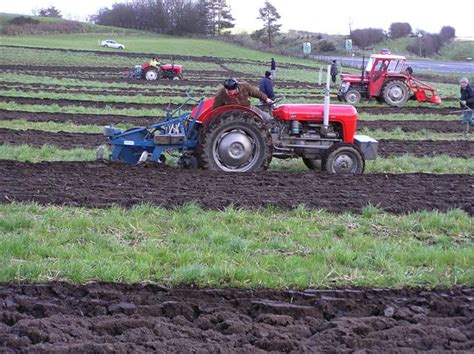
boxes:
[104,73,378,174]
[126,62,183,81]
[338,54,441,106]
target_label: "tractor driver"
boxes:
[212,78,273,110]
[149,57,161,67]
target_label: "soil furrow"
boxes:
[1,160,472,214]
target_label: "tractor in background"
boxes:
[125,61,183,81]
[338,54,441,107]
[104,70,378,174]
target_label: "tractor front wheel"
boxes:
[145,69,158,81]
[322,143,365,174]
[344,89,362,104]
[197,111,272,172]
[382,80,409,106]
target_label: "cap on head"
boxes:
[223,78,238,90]
[265,71,271,78]
[332,60,336,63]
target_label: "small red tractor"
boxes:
[126,62,183,81]
[103,80,378,174]
[338,54,441,106]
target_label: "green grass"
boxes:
[0,102,165,117]
[0,203,472,287]
[0,25,472,290]
[1,144,473,174]
[359,128,474,141]
[0,33,321,66]
[359,113,460,121]
[0,89,187,105]
[1,120,472,141]
[272,155,474,174]
[438,40,474,61]
[0,120,132,133]
[0,145,95,162]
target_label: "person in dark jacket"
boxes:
[330,60,339,84]
[460,77,474,109]
[259,71,275,100]
[459,77,474,133]
[212,78,273,110]
[270,58,276,80]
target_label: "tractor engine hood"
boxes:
[160,64,182,71]
[340,73,369,83]
[272,104,358,122]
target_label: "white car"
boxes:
[100,40,125,50]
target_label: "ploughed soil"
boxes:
[0,110,461,131]
[0,282,472,352]
[1,160,472,215]
[1,128,473,158]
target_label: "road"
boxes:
[312,55,474,74]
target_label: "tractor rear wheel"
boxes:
[382,80,409,106]
[145,69,158,81]
[302,158,321,171]
[344,89,362,104]
[197,111,272,172]
[322,143,365,174]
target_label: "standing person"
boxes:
[212,78,273,110]
[330,59,339,84]
[259,71,275,100]
[270,58,276,80]
[459,77,474,134]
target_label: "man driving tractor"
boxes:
[149,56,161,67]
[212,78,273,110]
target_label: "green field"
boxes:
[0,29,472,289]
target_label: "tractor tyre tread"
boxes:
[197,111,272,172]
[322,142,365,174]
[382,79,409,107]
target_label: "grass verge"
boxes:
[1,202,472,287]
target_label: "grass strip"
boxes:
[1,202,472,287]
[1,144,473,173]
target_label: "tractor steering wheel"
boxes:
[255,95,285,108]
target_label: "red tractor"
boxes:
[104,86,378,174]
[338,54,441,106]
[126,62,183,81]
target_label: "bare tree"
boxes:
[257,1,281,47]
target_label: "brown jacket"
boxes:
[212,82,268,109]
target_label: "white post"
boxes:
[318,67,323,85]
[323,65,331,130]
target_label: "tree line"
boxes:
[350,23,456,57]
[16,3,459,57]
[89,0,235,36]
[89,0,281,44]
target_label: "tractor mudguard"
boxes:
[194,99,267,126]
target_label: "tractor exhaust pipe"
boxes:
[322,64,331,133]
